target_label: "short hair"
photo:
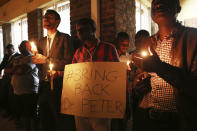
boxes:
[45,9,61,21]
[117,32,129,41]
[76,18,96,33]
[152,0,181,13]
[19,40,28,48]
[6,44,14,49]
[135,30,150,39]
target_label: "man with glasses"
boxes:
[32,9,74,131]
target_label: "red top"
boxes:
[72,40,119,63]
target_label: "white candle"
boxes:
[126,60,131,70]
[49,63,54,71]
[49,62,54,90]
[127,60,130,66]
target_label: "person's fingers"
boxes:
[148,46,157,56]
[133,55,143,68]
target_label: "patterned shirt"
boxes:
[72,40,119,63]
[150,32,177,111]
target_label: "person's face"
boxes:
[43,13,60,30]
[118,39,129,54]
[19,43,27,55]
[7,48,14,55]
[26,42,33,54]
[135,37,147,50]
[76,24,94,42]
[151,0,178,24]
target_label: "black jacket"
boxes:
[0,52,20,75]
[145,25,197,131]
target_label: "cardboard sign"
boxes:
[61,62,127,118]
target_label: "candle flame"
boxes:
[127,60,130,65]
[141,51,148,57]
[49,63,53,71]
[30,42,38,53]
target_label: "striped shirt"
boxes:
[150,32,177,111]
[72,40,119,63]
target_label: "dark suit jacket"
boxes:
[37,31,74,80]
[0,52,20,75]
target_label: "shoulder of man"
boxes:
[38,36,47,51]
[0,54,9,64]
[39,36,47,45]
[56,31,70,39]
[184,26,197,37]
[181,27,197,52]
[174,26,197,47]
[4,54,10,58]
[99,41,116,49]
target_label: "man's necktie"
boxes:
[47,37,51,57]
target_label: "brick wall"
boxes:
[115,0,136,51]
[70,0,116,43]
[27,8,43,44]
[100,0,136,50]
[100,0,116,43]
[70,0,91,36]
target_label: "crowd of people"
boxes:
[0,0,197,131]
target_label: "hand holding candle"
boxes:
[132,47,162,72]
[28,41,46,64]
[32,54,47,64]
[131,50,148,67]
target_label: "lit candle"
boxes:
[141,51,148,57]
[127,60,130,66]
[30,41,38,55]
[126,60,131,70]
[49,63,54,71]
[49,62,54,90]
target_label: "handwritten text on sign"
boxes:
[61,62,127,118]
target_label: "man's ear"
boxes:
[56,19,60,27]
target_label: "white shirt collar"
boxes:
[47,31,57,39]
